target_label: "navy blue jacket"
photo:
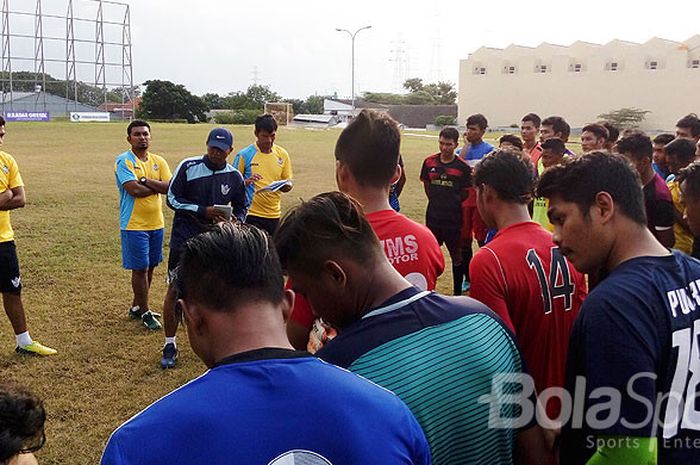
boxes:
[167,155,246,250]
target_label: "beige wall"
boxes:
[458,37,700,131]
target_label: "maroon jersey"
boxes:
[469,221,587,416]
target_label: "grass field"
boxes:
[0,121,506,464]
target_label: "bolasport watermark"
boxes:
[478,372,700,450]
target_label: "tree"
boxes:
[137,80,207,123]
[301,95,325,114]
[597,108,651,129]
[425,81,457,105]
[201,93,225,110]
[246,84,282,110]
[284,98,304,115]
[404,90,434,105]
[363,92,405,105]
[403,78,424,93]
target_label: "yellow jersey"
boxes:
[235,143,292,219]
[668,179,693,254]
[0,151,23,243]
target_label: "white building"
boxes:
[458,36,700,130]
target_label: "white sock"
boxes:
[16,331,32,347]
[165,337,176,347]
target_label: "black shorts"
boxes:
[427,224,461,253]
[0,241,22,293]
[167,247,183,284]
[246,215,279,236]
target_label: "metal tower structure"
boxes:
[0,0,135,118]
[390,36,409,93]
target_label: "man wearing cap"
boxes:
[234,114,293,236]
[159,127,247,369]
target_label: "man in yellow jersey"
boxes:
[234,114,292,235]
[532,138,568,231]
[114,120,172,330]
[0,117,56,355]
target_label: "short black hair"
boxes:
[616,132,653,160]
[499,134,524,151]
[536,152,646,225]
[676,113,700,138]
[466,113,488,130]
[541,116,571,140]
[0,116,6,126]
[541,138,566,154]
[335,109,401,188]
[126,119,150,136]
[582,123,610,141]
[0,382,46,462]
[474,150,534,204]
[255,113,278,133]
[439,127,460,143]
[521,113,541,128]
[274,191,381,274]
[175,223,284,311]
[677,160,700,199]
[600,122,619,143]
[665,138,697,165]
[653,133,675,146]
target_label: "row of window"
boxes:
[473,59,700,75]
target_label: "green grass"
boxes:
[1,121,490,464]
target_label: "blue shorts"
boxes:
[120,229,164,270]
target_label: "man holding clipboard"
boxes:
[234,114,293,236]
[159,127,246,369]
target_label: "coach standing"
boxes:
[234,114,292,236]
[0,116,56,356]
[115,120,172,331]
[159,127,247,369]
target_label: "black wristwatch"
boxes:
[139,176,147,185]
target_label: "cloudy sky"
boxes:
[6,0,700,99]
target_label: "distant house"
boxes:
[323,98,457,129]
[0,91,100,118]
[291,113,339,127]
[98,97,141,120]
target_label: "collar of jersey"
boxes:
[361,289,431,320]
[212,347,310,368]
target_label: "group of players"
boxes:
[4,108,700,464]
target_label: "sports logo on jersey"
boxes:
[430,167,436,172]
[153,164,159,171]
[268,450,332,465]
[2,165,8,174]
[277,157,283,166]
[11,276,20,288]
[221,184,231,195]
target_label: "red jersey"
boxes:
[469,221,586,414]
[290,209,445,328]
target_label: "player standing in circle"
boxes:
[470,151,586,445]
[538,152,700,464]
[0,117,56,356]
[234,114,292,236]
[420,127,471,295]
[159,128,247,369]
[114,120,172,330]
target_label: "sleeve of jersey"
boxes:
[159,157,173,182]
[100,433,126,465]
[167,163,204,217]
[577,292,659,437]
[404,405,432,465]
[419,160,428,181]
[281,149,293,180]
[469,248,515,332]
[7,155,23,188]
[231,172,248,221]
[115,158,137,186]
[653,198,675,229]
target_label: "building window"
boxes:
[689,59,700,69]
[606,61,619,71]
[502,65,516,74]
[646,60,659,70]
[473,66,487,75]
[569,62,583,72]
[535,64,549,73]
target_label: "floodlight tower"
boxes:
[34,0,46,111]
[1,0,12,111]
[335,25,371,113]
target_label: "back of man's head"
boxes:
[541,137,566,155]
[0,382,46,462]
[275,191,381,275]
[600,122,619,144]
[335,109,400,188]
[473,150,534,205]
[665,138,697,166]
[536,152,646,226]
[616,132,653,161]
[176,223,284,311]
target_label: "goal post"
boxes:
[264,102,294,126]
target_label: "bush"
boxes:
[213,112,237,124]
[149,119,190,124]
[434,115,456,126]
